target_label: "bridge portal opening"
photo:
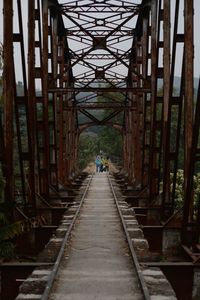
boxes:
[78,125,123,171]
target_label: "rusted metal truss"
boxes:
[1,0,200,260]
[127,0,200,259]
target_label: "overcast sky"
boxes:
[0,0,200,81]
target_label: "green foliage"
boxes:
[78,134,98,169]
[0,174,17,260]
[98,126,123,158]
[0,220,24,240]
[78,125,123,170]
[0,241,15,260]
[171,169,200,215]
[0,172,5,203]
[170,169,184,209]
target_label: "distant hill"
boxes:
[158,76,199,98]
[173,76,198,97]
[0,76,199,102]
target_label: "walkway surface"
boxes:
[49,173,144,300]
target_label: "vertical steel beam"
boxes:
[161,0,185,221]
[181,78,200,245]
[57,38,65,183]
[184,0,194,195]
[0,113,5,171]
[27,0,36,211]
[41,0,50,197]
[48,11,58,189]
[31,0,42,196]
[124,96,132,181]
[161,0,171,218]
[3,0,14,211]
[130,106,135,184]
[52,15,59,187]
[169,0,184,215]
[127,34,141,185]
[133,39,143,186]
[70,108,77,176]
[12,0,36,212]
[149,0,159,198]
[56,37,74,184]
[141,6,151,189]
[182,0,194,243]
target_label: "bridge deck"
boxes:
[49,173,144,300]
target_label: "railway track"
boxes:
[16,173,177,300]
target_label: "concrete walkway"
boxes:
[49,173,144,300]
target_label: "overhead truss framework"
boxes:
[1,0,200,264]
[58,0,144,128]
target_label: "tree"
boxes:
[78,133,98,169]
[98,126,123,159]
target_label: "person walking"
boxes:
[95,155,102,172]
[104,156,110,172]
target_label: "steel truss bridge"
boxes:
[1,0,200,297]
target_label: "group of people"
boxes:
[95,155,110,173]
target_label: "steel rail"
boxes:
[108,174,151,300]
[41,174,94,300]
